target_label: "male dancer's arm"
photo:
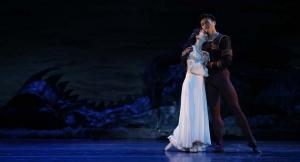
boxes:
[207,36,233,71]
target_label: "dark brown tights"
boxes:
[205,69,256,147]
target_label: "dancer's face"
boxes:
[200,18,216,35]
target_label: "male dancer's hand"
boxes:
[182,47,193,56]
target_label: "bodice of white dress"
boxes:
[187,44,210,77]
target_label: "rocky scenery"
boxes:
[0,0,299,140]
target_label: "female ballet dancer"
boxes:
[165,29,211,152]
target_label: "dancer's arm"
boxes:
[207,36,233,70]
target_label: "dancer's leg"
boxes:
[218,70,260,153]
[206,82,224,148]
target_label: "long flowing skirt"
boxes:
[168,73,211,152]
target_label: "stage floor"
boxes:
[0,139,299,162]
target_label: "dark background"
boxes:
[0,0,299,139]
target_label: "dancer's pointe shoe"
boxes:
[189,148,198,153]
[248,143,262,154]
[165,143,173,151]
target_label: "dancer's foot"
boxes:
[206,145,224,153]
[213,145,224,153]
[248,143,262,153]
[189,148,198,153]
[165,142,173,151]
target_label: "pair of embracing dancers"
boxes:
[165,14,261,153]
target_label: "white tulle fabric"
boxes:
[168,43,211,152]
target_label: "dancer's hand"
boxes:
[182,47,192,56]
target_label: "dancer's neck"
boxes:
[208,31,219,42]
[195,41,203,50]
